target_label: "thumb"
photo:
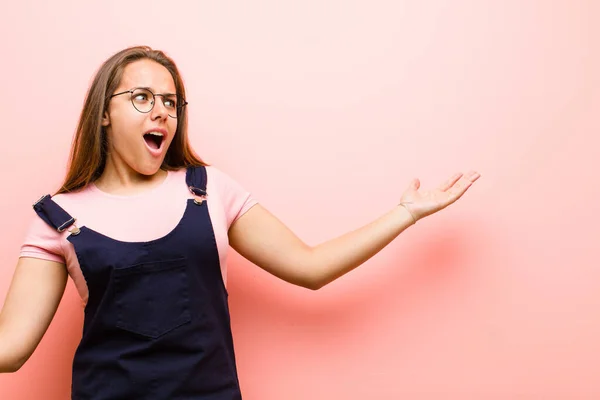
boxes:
[410,178,420,191]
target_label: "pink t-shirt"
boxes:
[20,166,258,305]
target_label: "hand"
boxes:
[398,170,481,222]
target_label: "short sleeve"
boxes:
[19,211,66,264]
[208,166,258,228]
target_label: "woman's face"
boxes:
[102,59,179,177]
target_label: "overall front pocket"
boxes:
[113,257,191,339]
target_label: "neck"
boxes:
[95,159,167,195]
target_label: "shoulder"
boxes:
[204,165,246,190]
[167,165,256,208]
[176,165,246,192]
[50,184,94,206]
[206,165,258,225]
[168,165,228,183]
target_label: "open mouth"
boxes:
[143,132,164,150]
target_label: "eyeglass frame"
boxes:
[109,87,188,119]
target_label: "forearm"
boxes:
[307,205,416,289]
[0,258,68,373]
[0,321,23,373]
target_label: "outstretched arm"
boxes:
[0,257,67,372]
[228,170,481,290]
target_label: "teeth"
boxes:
[147,132,164,137]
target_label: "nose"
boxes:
[150,95,169,120]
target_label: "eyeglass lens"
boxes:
[131,88,181,118]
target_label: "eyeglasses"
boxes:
[109,87,188,118]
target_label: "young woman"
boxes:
[0,46,480,399]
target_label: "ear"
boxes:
[101,110,110,127]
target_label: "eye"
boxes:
[134,93,149,102]
[164,96,177,108]
[131,88,154,104]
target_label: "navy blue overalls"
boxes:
[33,166,243,400]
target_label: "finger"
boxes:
[466,170,481,182]
[459,170,481,182]
[449,176,476,197]
[440,170,481,192]
[440,171,480,205]
[438,172,463,192]
[409,178,420,191]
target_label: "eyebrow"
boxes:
[137,86,177,96]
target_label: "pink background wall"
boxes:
[1,1,599,398]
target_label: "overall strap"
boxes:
[32,194,77,233]
[185,166,208,197]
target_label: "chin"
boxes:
[136,163,164,177]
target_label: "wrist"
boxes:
[398,202,417,225]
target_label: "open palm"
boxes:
[399,170,481,221]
